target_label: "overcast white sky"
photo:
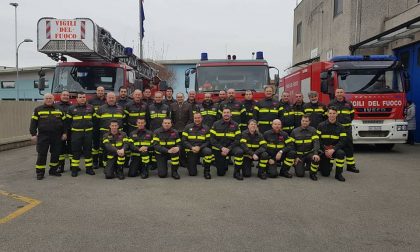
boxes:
[0,0,298,76]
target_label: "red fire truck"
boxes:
[36,17,162,102]
[281,55,409,149]
[184,52,279,102]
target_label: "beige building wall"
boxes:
[292,0,420,65]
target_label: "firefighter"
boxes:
[153,118,182,179]
[128,118,153,178]
[241,90,256,131]
[303,91,327,129]
[124,89,148,134]
[317,107,347,182]
[171,92,193,131]
[117,86,131,108]
[147,91,170,131]
[219,88,245,126]
[30,93,67,180]
[289,114,320,180]
[142,88,154,105]
[240,119,269,179]
[254,86,280,134]
[182,113,213,179]
[210,108,244,180]
[187,90,202,114]
[56,90,72,173]
[329,88,360,173]
[218,90,227,104]
[88,86,106,169]
[102,120,129,180]
[95,92,125,167]
[279,91,295,135]
[164,87,176,107]
[293,92,305,129]
[66,92,96,177]
[263,119,295,178]
[201,92,219,128]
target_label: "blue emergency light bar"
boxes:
[124,47,133,56]
[256,51,264,60]
[331,55,397,62]
[201,52,208,61]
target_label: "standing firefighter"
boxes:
[148,91,170,131]
[30,93,67,180]
[56,90,72,173]
[254,86,280,134]
[153,118,182,179]
[292,92,305,129]
[219,89,245,127]
[66,92,96,177]
[124,89,148,134]
[317,107,347,182]
[240,119,269,179]
[128,118,153,178]
[329,88,359,173]
[88,86,106,169]
[210,108,244,180]
[279,91,295,135]
[241,90,256,131]
[201,92,219,128]
[102,120,129,180]
[289,114,320,181]
[182,113,213,179]
[303,91,327,129]
[263,119,295,178]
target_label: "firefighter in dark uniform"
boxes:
[317,107,347,182]
[329,88,359,173]
[218,89,245,127]
[30,93,67,180]
[264,119,295,178]
[254,86,280,134]
[240,119,269,179]
[303,91,327,129]
[210,107,244,180]
[187,90,202,114]
[142,88,154,105]
[88,86,106,169]
[153,118,182,179]
[279,91,295,135]
[293,92,305,129]
[56,90,72,173]
[116,86,131,108]
[241,90,256,131]
[201,92,219,128]
[182,113,213,179]
[164,87,176,107]
[147,91,170,131]
[66,92,96,177]
[102,120,129,180]
[95,92,125,167]
[128,118,153,178]
[289,114,320,181]
[218,90,227,104]
[124,89,148,135]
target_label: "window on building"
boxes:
[334,0,343,17]
[1,81,15,89]
[33,80,49,89]
[296,22,302,45]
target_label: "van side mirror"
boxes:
[404,71,410,92]
[320,71,331,94]
[274,74,280,87]
[38,70,46,93]
[185,70,190,89]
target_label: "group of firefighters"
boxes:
[30,85,360,181]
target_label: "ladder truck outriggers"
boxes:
[37,17,163,102]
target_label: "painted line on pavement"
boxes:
[0,190,41,224]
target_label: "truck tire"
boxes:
[375,144,395,151]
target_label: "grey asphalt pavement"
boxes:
[0,144,420,251]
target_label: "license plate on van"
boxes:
[368,126,381,131]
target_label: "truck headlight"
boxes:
[397,125,407,131]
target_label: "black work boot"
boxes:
[86,168,95,175]
[49,168,62,177]
[70,166,78,177]
[346,165,360,173]
[204,166,211,179]
[36,169,45,180]
[309,172,318,181]
[335,168,345,182]
[57,161,65,173]
[279,170,293,178]
[140,165,149,179]
[171,166,180,180]
[93,155,99,169]
[258,168,267,180]
[117,167,125,180]
[233,167,243,181]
